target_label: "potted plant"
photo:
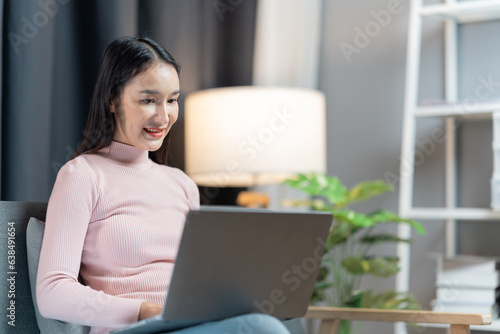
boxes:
[282,172,425,334]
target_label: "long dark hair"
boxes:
[71,36,180,165]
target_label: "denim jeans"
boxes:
[169,314,291,334]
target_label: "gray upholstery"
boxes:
[0,201,91,334]
[0,201,47,333]
[27,217,90,334]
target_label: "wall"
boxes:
[319,0,500,333]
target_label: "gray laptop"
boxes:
[111,206,332,333]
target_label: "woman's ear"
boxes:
[109,96,116,113]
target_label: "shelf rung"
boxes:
[415,101,500,117]
[407,208,500,220]
[420,320,500,332]
[420,0,500,23]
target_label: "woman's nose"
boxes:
[153,103,169,123]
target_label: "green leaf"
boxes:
[341,257,371,274]
[314,281,334,291]
[344,290,364,308]
[325,221,360,248]
[361,233,413,244]
[369,209,426,235]
[358,290,421,310]
[320,175,348,206]
[310,269,334,303]
[310,199,333,212]
[316,266,329,282]
[281,173,310,189]
[342,256,400,277]
[282,173,348,205]
[367,257,400,277]
[333,210,377,227]
[341,180,394,206]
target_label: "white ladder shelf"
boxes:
[397,1,500,333]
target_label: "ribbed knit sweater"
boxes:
[36,141,200,334]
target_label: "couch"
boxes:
[0,201,47,333]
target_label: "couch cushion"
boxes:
[27,217,90,334]
[0,201,47,333]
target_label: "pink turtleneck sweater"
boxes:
[36,141,200,334]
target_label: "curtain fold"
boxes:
[3,0,57,201]
[1,0,257,201]
[0,0,4,194]
[252,0,323,88]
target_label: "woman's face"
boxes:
[111,62,180,151]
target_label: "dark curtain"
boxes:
[1,0,256,202]
[0,0,3,195]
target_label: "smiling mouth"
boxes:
[144,128,165,137]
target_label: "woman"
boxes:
[36,37,290,334]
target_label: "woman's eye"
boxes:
[168,98,178,104]
[141,99,155,104]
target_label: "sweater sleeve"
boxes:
[187,177,200,210]
[36,159,143,327]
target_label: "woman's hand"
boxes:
[138,302,163,321]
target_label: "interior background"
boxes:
[2,1,499,333]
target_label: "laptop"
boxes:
[111,206,332,333]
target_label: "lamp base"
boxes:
[236,191,270,209]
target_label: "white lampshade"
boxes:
[185,86,326,187]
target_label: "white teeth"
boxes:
[145,128,161,133]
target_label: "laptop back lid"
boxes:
[162,207,332,322]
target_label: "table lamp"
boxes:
[184,86,326,207]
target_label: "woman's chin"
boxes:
[146,140,165,152]
[138,135,165,151]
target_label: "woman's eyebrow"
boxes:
[138,89,181,95]
[139,89,160,94]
